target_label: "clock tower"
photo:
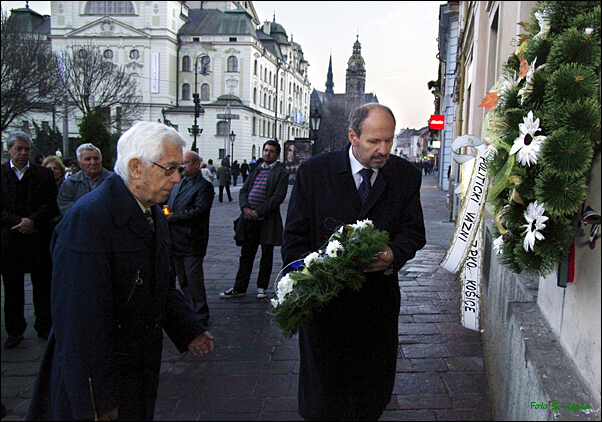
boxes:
[345,35,366,112]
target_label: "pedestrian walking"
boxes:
[220,141,288,299]
[207,159,217,180]
[201,162,214,183]
[240,159,249,184]
[166,151,215,326]
[216,163,233,202]
[231,160,240,186]
[1,132,59,349]
[282,103,426,420]
[26,121,214,421]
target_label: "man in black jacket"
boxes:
[166,150,215,325]
[282,104,426,420]
[1,132,58,349]
[220,140,288,299]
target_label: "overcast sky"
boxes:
[3,1,445,132]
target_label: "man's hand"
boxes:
[11,217,36,234]
[98,408,119,421]
[365,246,394,272]
[242,206,258,220]
[188,331,214,356]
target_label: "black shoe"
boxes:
[219,287,246,298]
[4,335,23,350]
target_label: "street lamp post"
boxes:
[310,107,322,155]
[189,53,209,151]
[229,131,236,163]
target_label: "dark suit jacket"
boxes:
[167,170,214,256]
[27,173,205,421]
[282,144,426,420]
[1,161,58,272]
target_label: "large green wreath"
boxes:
[482,1,600,277]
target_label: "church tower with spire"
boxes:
[325,54,334,98]
[345,35,367,112]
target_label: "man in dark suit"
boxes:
[165,150,214,326]
[27,122,214,421]
[1,132,58,349]
[282,103,426,421]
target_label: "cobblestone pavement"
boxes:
[1,172,492,421]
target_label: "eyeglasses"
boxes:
[143,158,185,176]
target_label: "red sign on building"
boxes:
[430,115,445,130]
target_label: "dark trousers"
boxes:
[232,174,239,186]
[234,220,274,292]
[2,268,52,336]
[173,255,209,322]
[219,184,232,202]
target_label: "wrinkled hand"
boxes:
[11,218,36,234]
[98,407,118,421]
[188,331,214,356]
[365,246,394,272]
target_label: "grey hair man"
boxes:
[57,142,112,216]
[1,131,59,349]
[27,121,213,421]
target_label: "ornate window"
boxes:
[182,56,191,72]
[254,60,258,76]
[103,49,113,59]
[253,88,257,104]
[200,83,210,101]
[227,56,238,72]
[253,116,256,135]
[85,1,135,15]
[129,49,140,60]
[181,83,191,100]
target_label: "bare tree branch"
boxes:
[58,44,144,130]
[1,9,59,135]
[316,98,349,153]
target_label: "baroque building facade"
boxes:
[20,1,311,162]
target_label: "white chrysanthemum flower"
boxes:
[493,235,505,255]
[271,298,280,307]
[509,111,546,166]
[352,219,373,230]
[585,28,594,35]
[500,71,518,96]
[275,274,297,304]
[303,252,321,267]
[326,240,343,258]
[534,11,550,39]
[522,201,548,252]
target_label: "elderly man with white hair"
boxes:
[27,121,214,421]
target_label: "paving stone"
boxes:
[440,372,490,395]
[396,393,453,409]
[410,358,449,372]
[393,373,447,395]
[402,343,448,359]
[445,357,485,372]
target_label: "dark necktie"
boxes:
[358,168,373,205]
[144,209,154,232]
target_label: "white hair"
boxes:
[76,143,102,161]
[114,121,186,184]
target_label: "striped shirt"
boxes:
[248,167,271,209]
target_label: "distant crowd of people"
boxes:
[2,102,426,421]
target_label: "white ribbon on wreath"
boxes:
[441,135,492,332]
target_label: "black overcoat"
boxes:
[282,144,426,421]
[166,171,214,257]
[1,161,58,272]
[26,173,205,421]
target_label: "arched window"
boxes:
[260,65,263,80]
[264,68,267,82]
[201,83,210,101]
[269,71,272,86]
[217,121,229,136]
[227,56,238,72]
[263,120,266,137]
[252,116,257,135]
[254,60,258,75]
[264,93,267,108]
[182,56,191,72]
[85,1,135,15]
[181,83,191,100]
[268,96,271,110]
[253,88,257,104]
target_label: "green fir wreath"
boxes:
[481,1,601,277]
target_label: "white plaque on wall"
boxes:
[150,52,159,93]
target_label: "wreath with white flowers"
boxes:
[480,1,600,277]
